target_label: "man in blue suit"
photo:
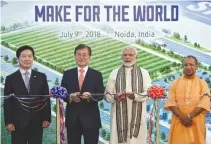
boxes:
[61,44,104,144]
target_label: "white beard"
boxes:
[123,60,136,67]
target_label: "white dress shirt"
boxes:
[77,66,88,79]
[19,68,32,83]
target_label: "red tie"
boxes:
[79,69,85,90]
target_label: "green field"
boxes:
[1,25,173,83]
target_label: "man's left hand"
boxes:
[126,92,135,100]
[184,121,192,127]
[42,121,50,128]
[80,92,91,100]
[179,114,192,126]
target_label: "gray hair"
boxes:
[121,46,138,56]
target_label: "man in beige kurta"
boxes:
[104,47,152,144]
[165,55,210,144]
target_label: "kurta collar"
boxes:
[183,73,197,79]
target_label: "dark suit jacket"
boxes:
[61,67,104,129]
[4,70,51,130]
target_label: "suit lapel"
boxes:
[16,70,28,93]
[16,70,36,94]
[73,68,80,91]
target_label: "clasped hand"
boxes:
[179,114,192,127]
[69,92,90,103]
[114,91,135,101]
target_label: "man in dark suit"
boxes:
[61,44,104,144]
[4,45,51,144]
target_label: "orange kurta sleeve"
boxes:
[164,81,177,111]
[197,80,210,113]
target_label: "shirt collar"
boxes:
[183,73,197,79]
[19,68,32,75]
[125,67,133,70]
[77,66,88,73]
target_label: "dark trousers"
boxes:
[67,117,99,144]
[11,119,43,144]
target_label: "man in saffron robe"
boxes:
[165,55,210,144]
[104,47,152,144]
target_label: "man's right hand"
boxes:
[6,124,15,132]
[69,92,80,103]
[169,106,192,127]
[114,92,126,101]
[179,114,192,127]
